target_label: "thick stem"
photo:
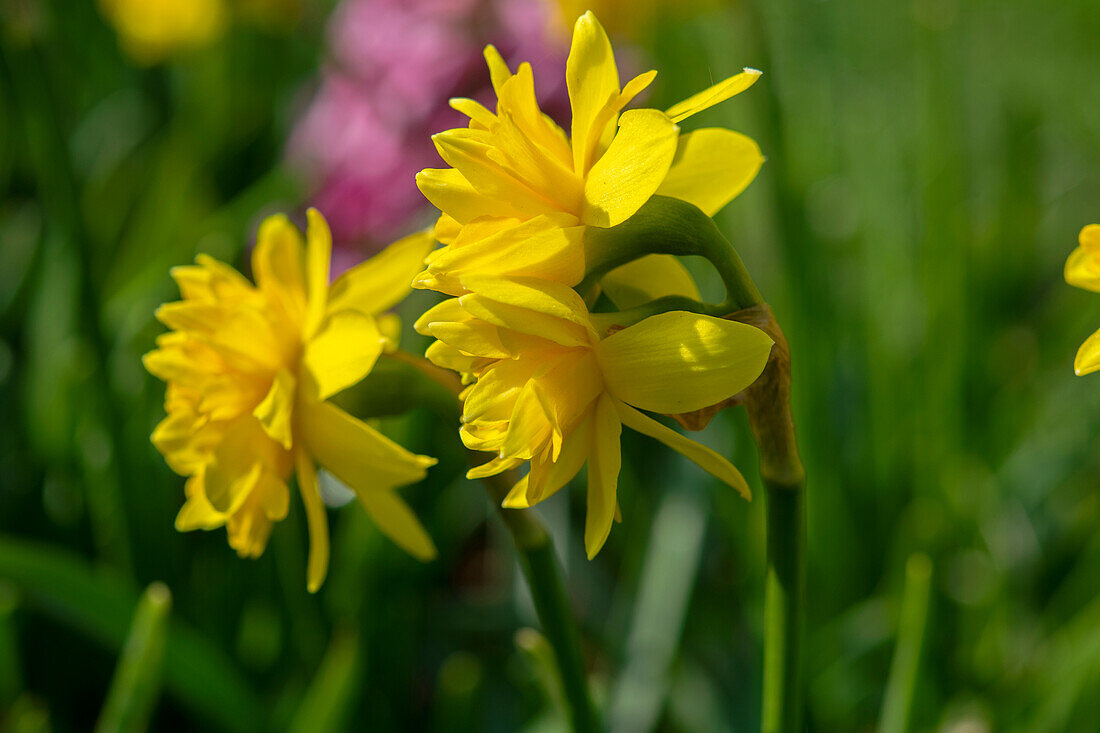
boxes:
[479,470,600,733]
[724,265,806,733]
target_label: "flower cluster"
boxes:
[414,11,774,557]
[144,209,437,591]
[1066,224,1100,375]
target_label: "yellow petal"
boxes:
[597,311,773,414]
[252,213,306,325]
[328,230,436,315]
[527,405,594,505]
[253,368,296,450]
[459,295,590,349]
[467,456,524,480]
[501,382,555,461]
[416,168,527,225]
[294,448,330,593]
[484,44,512,94]
[1075,328,1100,376]
[302,310,384,401]
[175,475,224,531]
[656,129,764,215]
[203,418,270,514]
[303,208,332,337]
[616,401,752,500]
[502,474,531,508]
[599,254,701,310]
[665,68,762,124]
[424,215,586,293]
[414,297,469,336]
[357,490,437,561]
[585,394,621,559]
[428,319,511,359]
[567,11,620,175]
[298,400,437,490]
[431,130,558,218]
[461,275,593,332]
[582,109,679,228]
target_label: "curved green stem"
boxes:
[710,242,806,733]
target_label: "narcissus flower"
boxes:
[1065,224,1100,376]
[144,209,438,591]
[415,277,774,558]
[414,10,764,295]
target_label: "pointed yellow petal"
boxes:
[467,456,524,480]
[431,130,558,218]
[567,11,620,175]
[414,297,469,336]
[299,400,437,489]
[425,215,586,292]
[252,213,306,325]
[656,129,764,215]
[328,230,436,315]
[175,475,225,531]
[1075,328,1100,376]
[585,394,621,559]
[665,68,762,124]
[582,109,679,228]
[502,474,531,508]
[597,311,773,414]
[416,168,527,225]
[616,401,752,500]
[461,275,593,331]
[357,490,437,561]
[302,310,384,401]
[428,319,511,359]
[303,208,332,337]
[253,368,296,449]
[599,254,701,310]
[527,405,594,505]
[484,44,512,94]
[294,449,330,593]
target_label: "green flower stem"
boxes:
[95,582,172,733]
[387,353,599,733]
[878,554,933,733]
[476,468,601,733]
[715,238,807,733]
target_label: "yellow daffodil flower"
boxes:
[415,277,774,558]
[1066,223,1100,376]
[144,209,438,591]
[414,10,764,296]
[99,0,227,65]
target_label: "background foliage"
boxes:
[1,0,1099,730]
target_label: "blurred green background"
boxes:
[1,0,1099,731]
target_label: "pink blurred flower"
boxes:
[288,0,570,263]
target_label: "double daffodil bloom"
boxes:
[1065,224,1100,375]
[414,10,764,296]
[144,209,438,591]
[415,277,774,558]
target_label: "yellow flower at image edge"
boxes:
[1065,224,1100,376]
[415,10,765,296]
[144,209,438,591]
[99,0,227,64]
[416,277,775,559]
